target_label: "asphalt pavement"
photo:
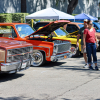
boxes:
[0,52,100,100]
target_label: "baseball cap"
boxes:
[84,19,88,23]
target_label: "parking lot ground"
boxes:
[0,52,100,100]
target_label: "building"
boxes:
[73,0,99,17]
[0,0,21,13]
[0,0,100,17]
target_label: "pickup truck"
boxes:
[0,20,72,66]
[0,38,33,74]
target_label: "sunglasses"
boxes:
[84,21,87,23]
[89,24,93,25]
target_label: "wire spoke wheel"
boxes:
[31,50,45,66]
[71,45,79,57]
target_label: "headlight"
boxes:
[53,45,58,55]
[53,40,66,44]
[7,57,12,62]
[7,50,12,56]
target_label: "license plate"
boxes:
[64,55,67,59]
[21,62,27,69]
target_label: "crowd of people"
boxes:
[76,19,99,71]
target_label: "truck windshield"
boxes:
[16,24,35,38]
[55,28,69,36]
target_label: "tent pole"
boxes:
[31,19,34,27]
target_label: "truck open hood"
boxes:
[0,38,32,50]
[28,20,70,37]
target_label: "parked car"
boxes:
[0,38,33,74]
[0,20,72,66]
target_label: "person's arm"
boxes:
[83,34,86,49]
[76,34,81,47]
[76,30,81,47]
[95,32,98,48]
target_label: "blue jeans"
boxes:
[86,43,97,64]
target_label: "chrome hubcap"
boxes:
[32,51,43,66]
[70,46,77,55]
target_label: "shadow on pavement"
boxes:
[0,96,48,100]
[0,73,24,83]
[71,54,83,58]
[31,62,66,68]
[0,96,27,100]
[62,99,71,100]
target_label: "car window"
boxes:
[66,24,79,33]
[16,24,35,38]
[55,28,68,36]
[0,26,17,38]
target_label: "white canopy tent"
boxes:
[25,7,75,20]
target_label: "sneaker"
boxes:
[89,66,94,70]
[83,63,88,68]
[95,66,99,71]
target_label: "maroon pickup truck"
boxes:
[0,38,33,74]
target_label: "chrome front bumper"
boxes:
[51,53,72,62]
[1,59,31,74]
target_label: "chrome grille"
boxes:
[12,47,31,55]
[12,54,29,62]
[7,46,33,63]
[57,42,71,53]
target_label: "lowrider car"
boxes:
[0,20,72,66]
[0,38,33,74]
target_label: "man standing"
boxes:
[76,19,88,68]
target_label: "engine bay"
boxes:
[28,35,54,42]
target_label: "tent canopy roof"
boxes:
[26,7,75,20]
[75,13,98,21]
